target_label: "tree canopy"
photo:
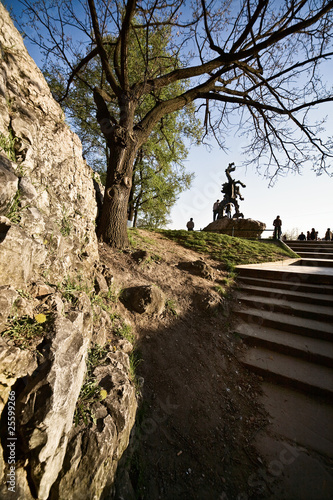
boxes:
[15,0,333,247]
[43,25,200,228]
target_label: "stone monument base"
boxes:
[204,217,266,239]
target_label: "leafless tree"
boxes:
[17,0,333,247]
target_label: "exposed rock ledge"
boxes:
[0,4,137,499]
[204,217,266,238]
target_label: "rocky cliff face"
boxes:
[0,3,98,286]
[0,4,137,499]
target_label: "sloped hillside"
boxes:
[98,229,271,499]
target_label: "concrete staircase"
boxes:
[234,260,333,397]
[233,250,333,498]
[286,239,333,262]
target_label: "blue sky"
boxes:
[4,0,332,238]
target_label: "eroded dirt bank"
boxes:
[99,231,268,499]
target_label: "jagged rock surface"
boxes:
[204,217,266,238]
[0,5,137,499]
[0,3,98,287]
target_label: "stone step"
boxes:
[237,276,333,295]
[236,307,333,341]
[237,266,333,285]
[290,258,333,267]
[287,240,333,247]
[239,346,333,397]
[290,246,333,252]
[235,322,333,368]
[287,244,333,250]
[237,283,333,307]
[296,252,333,260]
[236,293,333,323]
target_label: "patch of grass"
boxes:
[1,314,52,350]
[74,343,110,426]
[113,321,135,344]
[0,131,17,162]
[165,298,178,316]
[214,285,228,298]
[5,191,29,224]
[143,253,162,266]
[129,349,143,393]
[127,228,157,248]
[157,229,298,267]
[58,210,73,236]
[57,274,92,303]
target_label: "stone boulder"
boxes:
[48,347,137,500]
[204,217,266,238]
[121,285,165,315]
[15,305,93,500]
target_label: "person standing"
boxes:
[325,228,332,241]
[186,218,194,231]
[273,215,282,240]
[310,228,317,240]
[213,200,220,221]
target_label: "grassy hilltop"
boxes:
[129,228,298,270]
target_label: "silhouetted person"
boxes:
[273,216,282,240]
[186,218,194,231]
[298,232,306,241]
[325,228,332,241]
[310,228,317,240]
[213,200,220,221]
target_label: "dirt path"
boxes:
[99,231,269,499]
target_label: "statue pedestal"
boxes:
[204,217,266,238]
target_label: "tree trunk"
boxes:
[128,184,135,222]
[96,137,136,248]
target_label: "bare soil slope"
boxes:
[99,230,269,499]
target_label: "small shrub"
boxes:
[214,285,227,298]
[165,298,178,316]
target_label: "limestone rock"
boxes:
[0,337,37,413]
[0,2,99,283]
[121,285,165,315]
[49,347,137,500]
[32,282,56,298]
[0,155,18,215]
[18,176,38,206]
[0,285,18,332]
[0,337,38,486]
[0,224,47,287]
[204,217,266,238]
[92,305,113,345]
[94,272,109,295]
[16,310,93,500]
[0,6,137,500]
